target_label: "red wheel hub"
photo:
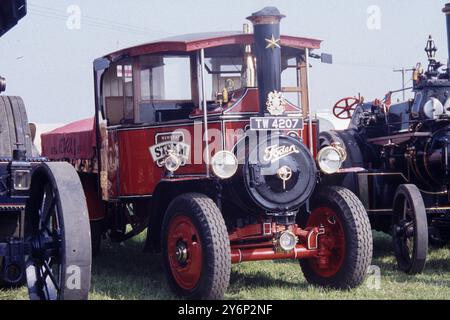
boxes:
[307,207,346,277]
[333,97,360,120]
[167,215,203,290]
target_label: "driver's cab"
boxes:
[98,32,319,128]
[101,52,248,126]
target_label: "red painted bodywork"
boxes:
[111,90,316,197]
[228,222,330,265]
[79,173,105,221]
[42,88,319,198]
[40,32,326,266]
[305,207,346,277]
[41,118,96,160]
[167,215,203,290]
[114,121,220,196]
[231,245,317,263]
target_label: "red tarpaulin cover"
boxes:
[41,117,96,160]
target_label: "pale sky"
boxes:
[0,0,448,123]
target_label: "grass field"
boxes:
[1,231,450,300]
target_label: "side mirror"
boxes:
[309,52,333,64]
[321,53,333,64]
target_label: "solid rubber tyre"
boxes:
[392,184,428,274]
[25,162,92,300]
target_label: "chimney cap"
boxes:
[247,7,286,24]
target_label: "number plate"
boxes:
[250,117,304,131]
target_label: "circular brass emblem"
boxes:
[277,166,293,190]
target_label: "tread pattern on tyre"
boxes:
[301,186,373,289]
[162,193,231,300]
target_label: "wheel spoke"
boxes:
[43,260,61,293]
[40,185,56,230]
[36,264,52,300]
[337,109,347,117]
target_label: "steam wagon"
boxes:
[319,4,450,274]
[0,0,91,299]
[42,7,372,299]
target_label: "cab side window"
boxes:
[138,55,193,124]
[102,60,134,126]
[204,57,243,100]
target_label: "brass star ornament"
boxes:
[265,35,281,50]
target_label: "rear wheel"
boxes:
[392,184,428,274]
[162,193,231,300]
[0,96,38,158]
[25,162,92,300]
[300,186,372,289]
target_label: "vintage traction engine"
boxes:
[0,0,91,300]
[42,7,372,299]
[320,3,450,275]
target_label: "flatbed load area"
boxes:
[41,117,96,161]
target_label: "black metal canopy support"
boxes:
[0,0,27,38]
[443,3,450,74]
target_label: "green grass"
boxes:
[2,232,450,300]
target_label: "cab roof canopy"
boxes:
[105,31,322,61]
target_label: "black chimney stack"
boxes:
[247,7,285,116]
[443,3,450,70]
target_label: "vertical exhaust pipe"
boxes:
[443,3,450,72]
[247,7,285,116]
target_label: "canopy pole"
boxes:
[200,49,210,177]
[305,48,314,154]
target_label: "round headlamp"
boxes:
[279,231,297,252]
[317,146,343,174]
[423,97,444,119]
[211,151,238,179]
[164,153,182,173]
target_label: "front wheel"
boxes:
[392,184,428,274]
[162,193,231,300]
[300,186,372,289]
